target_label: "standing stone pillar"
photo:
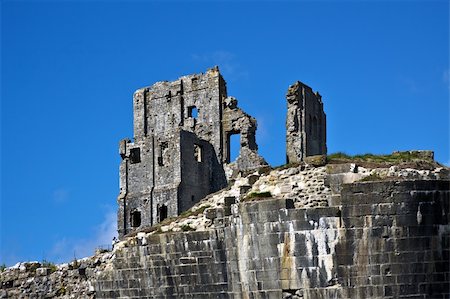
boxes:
[286,81,327,164]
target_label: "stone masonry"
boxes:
[2,68,448,299]
[286,81,326,163]
[117,67,267,239]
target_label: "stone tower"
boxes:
[286,81,327,163]
[117,67,267,238]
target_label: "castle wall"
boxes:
[118,68,228,238]
[2,180,448,298]
[118,68,267,238]
[337,180,450,298]
[96,180,449,299]
[178,130,227,212]
[286,82,326,163]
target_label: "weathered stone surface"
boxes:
[286,81,327,164]
[2,175,449,299]
[3,69,449,299]
[118,67,266,239]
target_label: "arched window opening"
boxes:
[130,210,141,227]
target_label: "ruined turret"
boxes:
[286,81,327,163]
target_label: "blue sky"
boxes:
[1,0,448,266]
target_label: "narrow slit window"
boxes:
[194,144,202,162]
[158,142,168,166]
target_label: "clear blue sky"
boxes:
[1,1,448,266]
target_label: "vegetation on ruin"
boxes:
[56,287,67,296]
[327,151,430,164]
[273,162,302,171]
[180,224,195,232]
[243,191,272,201]
[0,264,6,272]
[127,204,211,237]
[359,173,384,182]
[41,260,57,273]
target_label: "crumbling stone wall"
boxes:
[2,179,448,299]
[286,81,326,163]
[0,253,112,299]
[118,67,266,239]
[95,180,449,299]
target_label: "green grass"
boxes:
[243,191,272,201]
[273,162,301,171]
[180,224,195,232]
[0,263,6,272]
[327,151,432,164]
[179,204,210,218]
[359,173,384,182]
[41,260,57,273]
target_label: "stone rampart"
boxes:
[93,179,449,299]
[2,179,448,299]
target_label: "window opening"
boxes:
[228,133,241,163]
[191,195,195,202]
[194,144,202,162]
[158,142,168,166]
[130,148,141,164]
[130,210,141,227]
[159,205,168,222]
[188,106,198,119]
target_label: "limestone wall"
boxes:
[2,179,448,299]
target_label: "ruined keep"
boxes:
[117,67,267,238]
[2,68,449,299]
[286,81,326,163]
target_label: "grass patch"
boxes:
[243,191,272,201]
[27,263,40,273]
[41,260,57,273]
[273,162,301,171]
[359,174,384,182]
[180,224,195,232]
[0,264,6,272]
[327,151,433,165]
[179,204,210,218]
[56,287,66,296]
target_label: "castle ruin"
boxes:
[117,67,269,238]
[286,81,327,163]
[2,68,448,299]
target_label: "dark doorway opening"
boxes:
[159,205,168,222]
[130,210,141,227]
